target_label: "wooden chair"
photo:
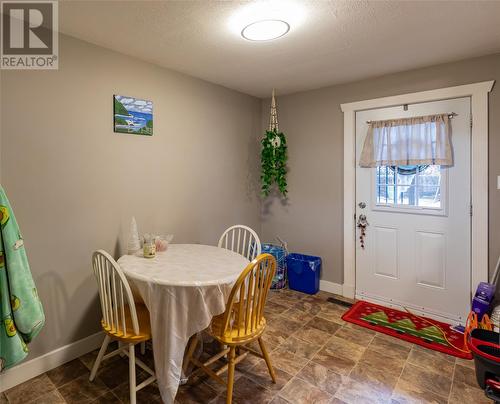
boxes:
[89,250,156,404]
[184,254,277,404]
[218,225,262,261]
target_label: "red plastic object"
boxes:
[486,379,500,389]
[470,339,500,362]
[485,379,500,402]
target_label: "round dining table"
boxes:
[117,244,249,404]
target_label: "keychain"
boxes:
[357,214,369,249]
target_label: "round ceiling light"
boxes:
[241,19,290,41]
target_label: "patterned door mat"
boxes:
[342,300,472,359]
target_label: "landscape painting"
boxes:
[114,95,153,136]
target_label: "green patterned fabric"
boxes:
[362,310,447,345]
[0,186,44,371]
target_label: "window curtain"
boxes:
[359,114,453,167]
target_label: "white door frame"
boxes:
[340,81,495,300]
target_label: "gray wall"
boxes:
[261,53,500,284]
[1,32,499,363]
[0,35,262,359]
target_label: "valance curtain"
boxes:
[359,114,453,167]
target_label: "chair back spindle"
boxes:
[221,254,276,341]
[218,225,262,261]
[92,250,139,338]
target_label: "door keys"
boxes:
[357,214,369,249]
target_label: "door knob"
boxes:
[358,202,366,209]
[357,214,368,224]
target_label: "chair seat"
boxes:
[210,311,267,344]
[101,303,151,343]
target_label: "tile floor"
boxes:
[1,289,490,404]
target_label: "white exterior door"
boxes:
[355,97,471,323]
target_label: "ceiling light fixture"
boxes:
[241,19,290,41]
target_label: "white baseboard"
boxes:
[319,280,344,296]
[0,331,104,392]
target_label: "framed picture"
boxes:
[113,95,153,136]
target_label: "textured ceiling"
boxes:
[59,0,500,98]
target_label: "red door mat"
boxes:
[342,300,472,359]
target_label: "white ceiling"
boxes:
[59,0,500,98]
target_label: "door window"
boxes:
[376,165,443,210]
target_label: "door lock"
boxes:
[358,202,366,209]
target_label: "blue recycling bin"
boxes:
[286,253,321,294]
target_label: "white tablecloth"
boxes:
[117,244,249,404]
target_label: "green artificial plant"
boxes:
[261,128,288,197]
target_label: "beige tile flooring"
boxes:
[1,289,490,404]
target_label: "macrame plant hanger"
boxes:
[269,89,281,149]
[261,89,288,197]
[269,88,279,132]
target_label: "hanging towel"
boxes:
[0,186,44,371]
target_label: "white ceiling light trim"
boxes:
[241,19,290,41]
[228,0,306,39]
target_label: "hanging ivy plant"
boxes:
[261,128,288,197]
